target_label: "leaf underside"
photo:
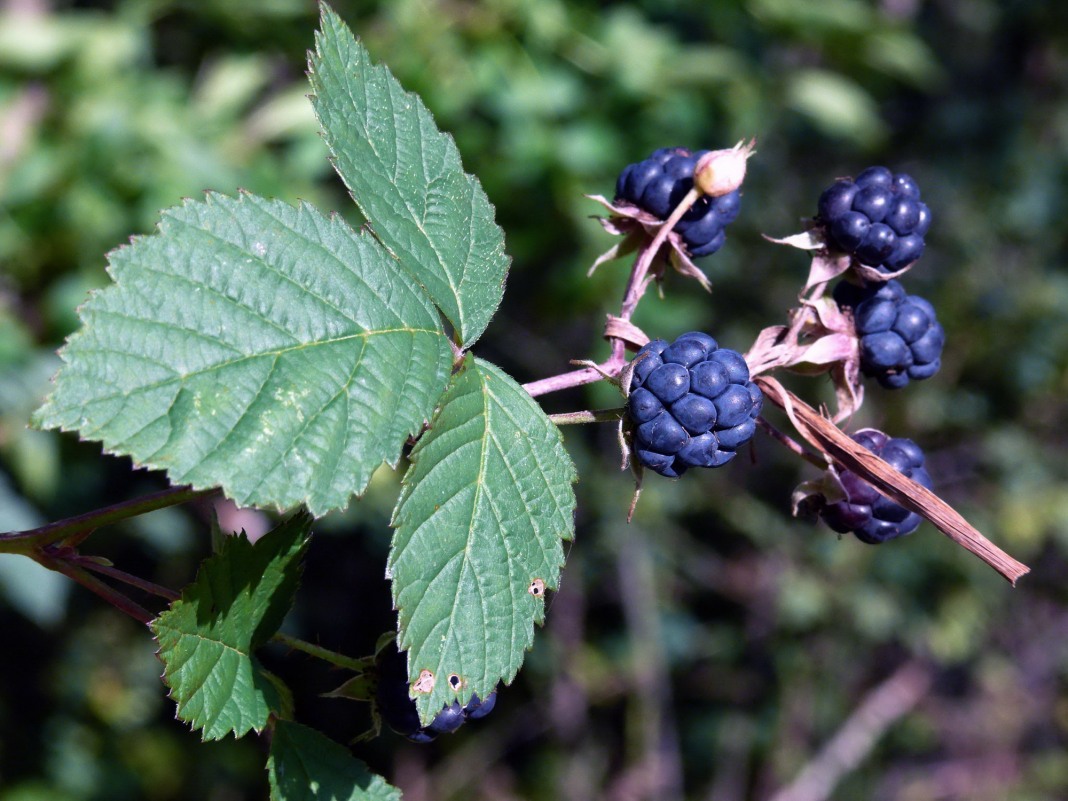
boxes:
[309,5,509,348]
[389,356,577,724]
[151,511,312,740]
[34,193,452,515]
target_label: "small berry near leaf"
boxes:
[375,640,498,743]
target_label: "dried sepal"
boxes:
[756,376,1030,585]
[743,292,864,419]
[852,261,915,283]
[767,222,919,295]
[668,246,713,292]
[803,251,854,297]
[587,231,642,277]
[791,471,848,519]
[585,194,712,291]
[763,227,826,251]
[603,316,650,350]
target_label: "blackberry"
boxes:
[615,147,741,257]
[820,429,933,544]
[817,166,930,272]
[834,279,944,388]
[627,332,763,478]
[375,641,497,742]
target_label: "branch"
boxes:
[755,376,1030,584]
[69,554,181,602]
[524,189,704,399]
[523,358,624,398]
[34,552,154,625]
[271,632,373,673]
[0,485,215,553]
[756,416,828,469]
[768,661,932,801]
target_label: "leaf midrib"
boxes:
[53,326,437,411]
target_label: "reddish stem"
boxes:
[524,358,625,398]
[35,552,154,625]
[67,553,181,602]
[756,416,827,469]
[525,189,701,399]
[0,485,213,553]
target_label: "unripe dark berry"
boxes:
[375,641,498,742]
[820,429,933,544]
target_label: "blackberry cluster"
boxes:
[817,166,931,272]
[834,279,944,388]
[615,147,741,256]
[820,429,933,544]
[627,332,763,478]
[375,641,497,743]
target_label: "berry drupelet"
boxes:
[833,279,945,389]
[375,641,497,743]
[615,147,742,257]
[817,166,931,272]
[627,332,763,478]
[820,429,933,544]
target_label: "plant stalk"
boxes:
[0,485,214,554]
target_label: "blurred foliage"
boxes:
[2,0,1068,799]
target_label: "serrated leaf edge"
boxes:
[33,191,451,515]
[307,3,509,348]
[388,356,576,723]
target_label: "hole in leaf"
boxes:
[529,578,545,597]
[448,674,462,691]
[412,669,435,694]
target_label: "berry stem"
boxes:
[617,187,701,326]
[755,416,828,469]
[523,357,625,398]
[755,376,1030,585]
[64,552,182,602]
[525,188,702,399]
[271,631,374,674]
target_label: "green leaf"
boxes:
[151,510,312,740]
[33,193,452,515]
[389,356,576,723]
[268,721,401,801]
[309,5,509,348]
[785,69,886,146]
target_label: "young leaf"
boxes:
[268,721,401,801]
[151,510,312,740]
[34,193,452,515]
[309,5,509,348]
[389,356,576,723]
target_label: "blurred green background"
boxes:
[3,0,1068,799]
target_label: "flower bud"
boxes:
[694,139,756,198]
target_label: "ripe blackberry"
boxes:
[375,641,497,742]
[833,279,944,388]
[627,332,763,478]
[615,147,741,257]
[820,429,933,544]
[817,166,931,272]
